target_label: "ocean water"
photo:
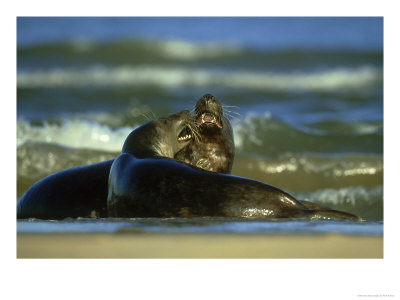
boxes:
[16,17,383,234]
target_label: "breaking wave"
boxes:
[17,119,133,152]
[17,65,382,91]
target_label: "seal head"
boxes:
[175,94,235,173]
[122,110,194,158]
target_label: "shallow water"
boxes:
[17,18,383,232]
[17,218,383,235]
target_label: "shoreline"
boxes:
[17,233,383,259]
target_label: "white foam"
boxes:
[293,185,383,207]
[17,65,382,91]
[231,112,274,149]
[17,119,133,152]
[157,39,241,60]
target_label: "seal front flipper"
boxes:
[195,158,212,171]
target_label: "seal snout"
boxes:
[195,94,224,129]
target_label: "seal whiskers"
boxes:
[175,94,235,174]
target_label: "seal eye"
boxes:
[178,126,192,142]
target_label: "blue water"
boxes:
[17,17,383,50]
[17,17,383,234]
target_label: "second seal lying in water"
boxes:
[108,96,362,221]
[16,110,196,219]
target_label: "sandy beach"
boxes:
[17,233,383,259]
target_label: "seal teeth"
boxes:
[201,113,216,124]
[197,112,222,128]
[178,126,193,142]
[178,133,192,142]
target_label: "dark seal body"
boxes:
[108,154,361,221]
[17,160,113,219]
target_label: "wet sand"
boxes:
[17,233,383,258]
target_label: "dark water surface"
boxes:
[17,17,383,234]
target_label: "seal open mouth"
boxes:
[177,126,193,142]
[197,112,222,128]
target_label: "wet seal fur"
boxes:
[108,96,362,221]
[17,110,196,219]
[175,94,235,173]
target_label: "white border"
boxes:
[3,1,399,299]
